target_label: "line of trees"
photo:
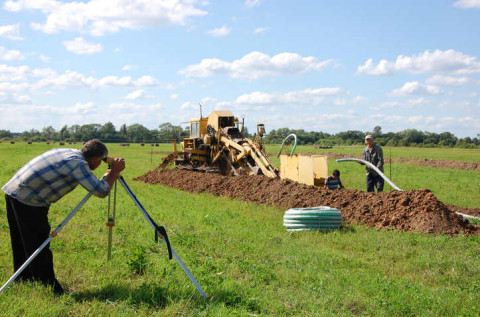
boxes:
[265,126,480,148]
[0,122,187,143]
[1,123,479,148]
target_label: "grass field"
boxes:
[0,142,479,316]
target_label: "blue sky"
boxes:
[0,0,479,137]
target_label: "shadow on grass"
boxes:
[73,282,204,309]
[339,225,356,233]
[73,283,260,313]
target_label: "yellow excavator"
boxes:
[173,110,328,186]
[174,110,279,177]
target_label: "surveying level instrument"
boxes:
[0,162,208,300]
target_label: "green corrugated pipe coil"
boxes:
[283,206,342,231]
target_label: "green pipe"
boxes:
[276,134,297,157]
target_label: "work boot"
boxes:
[50,279,65,295]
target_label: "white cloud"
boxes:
[213,87,348,112]
[34,70,160,89]
[453,0,480,8]
[63,37,102,55]
[0,47,24,61]
[0,24,23,40]
[371,98,431,110]
[0,92,31,104]
[245,0,261,8]
[390,81,441,97]
[253,27,270,34]
[206,25,231,37]
[122,65,133,71]
[38,54,51,63]
[0,100,165,132]
[124,89,152,100]
[0,64,56,82]
[180,101,194,110]
[170,93,179,99]
[4,0,207,36]
[425,75,474,86]
[358,49,480,75]
[179,51,334,80]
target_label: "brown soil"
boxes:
[134,167,479,236]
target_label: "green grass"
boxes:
[0,142,479,316]
[275,144,480,162]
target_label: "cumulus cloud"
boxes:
[124,89,153,100]
[122,65,133,71]
[63,37,102,55]
[4,0,207,36]
[425,75,474,86]
[0,47,24,61]
[0,64,56,81]
[390,81,441,97]
[453,0,480,8]
[0,101,164,132]
[179,51,334,80]
[34,71,160,89]
[371,98,431,110]
[206,25,231,37]
[212,87,349,112]
[0,24,23,40]
[357,49,480,75]
[0,91,31,104]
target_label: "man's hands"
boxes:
[110,158,126,174]
[104,158,126,189]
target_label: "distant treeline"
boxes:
[0,123,479,148]
[265,126,480,148]
[0,122,187,144]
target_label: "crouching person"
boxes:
[324,169,344,190]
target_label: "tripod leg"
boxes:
[118,177,208,300]
[0,192,93,294]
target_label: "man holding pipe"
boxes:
[362,135,384,193]
[2,139,125,294]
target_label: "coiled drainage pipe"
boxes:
[336,157,480,221]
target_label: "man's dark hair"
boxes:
[81,139,108,159]
[333,169,340,177]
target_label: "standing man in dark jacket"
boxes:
[362,135,384,192]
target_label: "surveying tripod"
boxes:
[0,175,207,300]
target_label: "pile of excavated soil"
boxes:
[135,167,479,236]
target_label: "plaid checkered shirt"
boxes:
[2,148,110,207]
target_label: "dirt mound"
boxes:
[135,168,479,236]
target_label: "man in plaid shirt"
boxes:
[2,139,125,294]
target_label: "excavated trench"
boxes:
[135,164,480,236]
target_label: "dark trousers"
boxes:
[366,173,384,193]
[5,194,63,294]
